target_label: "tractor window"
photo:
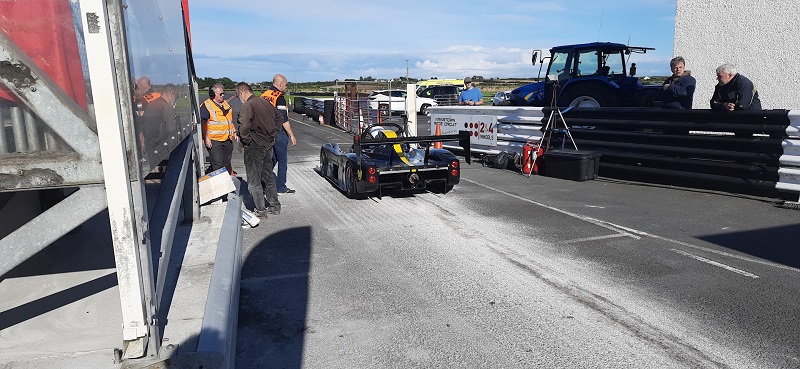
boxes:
[603,51,625,77]
[576,51,599,77]
[548,52,573,82]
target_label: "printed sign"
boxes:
[431,113,498,146]
[198,167,235,204]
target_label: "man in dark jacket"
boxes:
[236,82,284,218]
[658,56,696,109]
[710,63,762,111]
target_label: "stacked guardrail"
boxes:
[779,112,800,197]
[428,106,800,200]
[563,108,791,197]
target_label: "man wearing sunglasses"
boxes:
[201,83,238,175]
[458,77,484,106]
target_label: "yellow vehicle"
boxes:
[416,79,465,94]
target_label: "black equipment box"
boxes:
[541,149,601,182]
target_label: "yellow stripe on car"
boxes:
[380,130,413,166]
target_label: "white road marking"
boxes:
[462,178,799,274]
[671,249,760,279]
[241,273,309,286]
[562,233,630,244]
[463,178,640,240]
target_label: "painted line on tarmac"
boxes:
[241,273,309,286]
[463,178,640,240]
[562,233,630,244]
[671,249,760,278]
[290,116,341,131]
[463,178,799,274]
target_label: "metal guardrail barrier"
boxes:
[777,111,800,197]
[196,177,243,369]
[429,105,800,199]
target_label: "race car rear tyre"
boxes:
[319,149,328,177]
[345,163,366,199]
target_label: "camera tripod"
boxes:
[526,81,578,178]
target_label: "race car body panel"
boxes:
[319,124,470,198]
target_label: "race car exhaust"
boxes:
[408,173,421,185]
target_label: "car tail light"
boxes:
[368,166,377,183]
[451,169,459,176]
[450,160,459,169]
[368,167,376,175]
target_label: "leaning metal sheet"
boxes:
[124,0,194,176]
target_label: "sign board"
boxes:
[431,113,498,146]
[198,167,235,204]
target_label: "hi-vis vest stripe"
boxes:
[203,99,234,141]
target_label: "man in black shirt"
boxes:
[236,82,284,218]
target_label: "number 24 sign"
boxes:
[432,114,498,146]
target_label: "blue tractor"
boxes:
[509,42,660,108]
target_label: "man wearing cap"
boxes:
[458,77,483,106]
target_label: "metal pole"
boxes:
[24,107,41,152]
[10,106,27,152]
[0,107,8,153]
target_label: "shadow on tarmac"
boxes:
[698,223,800,269]
[236,226,312,369]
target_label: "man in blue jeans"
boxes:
[261,74,297,194]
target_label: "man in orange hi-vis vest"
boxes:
[261,74,297,194]
[200,83,238,175]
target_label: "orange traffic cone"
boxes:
[434,122,442,149]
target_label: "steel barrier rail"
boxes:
[777,111,800,198]
[560,108,790,197]
[428,105,799,199]
[196,177,243,369]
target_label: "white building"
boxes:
[674,1,800,109]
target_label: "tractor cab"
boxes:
[510,42,655,108]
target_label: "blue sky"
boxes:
[188,0,676,83]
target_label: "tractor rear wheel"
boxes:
[559,85,615,108]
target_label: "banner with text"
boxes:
[431,114,498,146]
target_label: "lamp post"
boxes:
[405,59,409,82]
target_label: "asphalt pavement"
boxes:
[233,111,800,368]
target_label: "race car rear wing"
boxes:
[354,130,472,165]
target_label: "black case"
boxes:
[542,149,601,181]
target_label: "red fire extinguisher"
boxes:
[522,141,543,175]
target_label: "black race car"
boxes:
[319,123,471,199]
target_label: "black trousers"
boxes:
[208,139,233,174]
[243,143,279,212]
